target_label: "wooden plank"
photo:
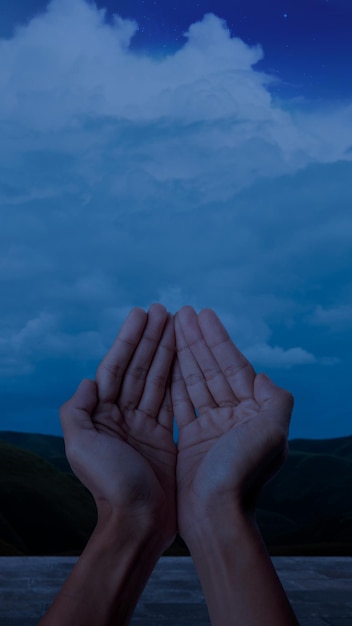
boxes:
[0,557,351,626]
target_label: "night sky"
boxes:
[2,0,352,101]
[0,0,351,440]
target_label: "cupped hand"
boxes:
[172,306,294,537]
[60,304,177,544]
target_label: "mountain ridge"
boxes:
[1,431,351,556]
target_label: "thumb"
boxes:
[254,373,294,426]
[60,378,98,439]
[254,374,294,433]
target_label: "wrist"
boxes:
[39,504,171,626]
[179,497,256,548]
[181,505,299,626]
[38,514,152,626]
[96,500,176,556]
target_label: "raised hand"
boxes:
[172,306,294,539]
[49,304,298,626]
[60,304,177,548]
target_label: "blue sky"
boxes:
[0,0,351,440]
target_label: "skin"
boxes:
[39,303,177,626]
[172,306,294,537]
[39,303,299,626]
[171,306,299,626]
[61,303,177,544]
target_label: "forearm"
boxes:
[184,506,300,626]
[38,513,167,626]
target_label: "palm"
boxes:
[179,400,286,499]
[109,403,176,477]
[68,401,175,510]
[173,308,293,533]
[62,305,177,542]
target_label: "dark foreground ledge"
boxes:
[0,556,351,626]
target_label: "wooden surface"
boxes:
[0,556,351,625]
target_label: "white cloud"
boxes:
[0,1,351,201]
[1,0,350,168]
[0,0,351,391]
[0,312,106,376]
[244,341,340,369]
[308,305,352,329]
[1,5,270,127]
[244,343,317,368]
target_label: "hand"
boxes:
[60,304,177,547]
[172,306,294,539]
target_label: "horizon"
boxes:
[1,428,352,444]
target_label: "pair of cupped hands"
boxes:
[61,304,294,550]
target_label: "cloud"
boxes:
[245,344,317,368]
[0,1,351,436]
[308,305,352,330]
[0,5,269,127]
[0,311,107,376]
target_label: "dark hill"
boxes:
[0,431,72,474]
[288,435,352,458]
[257,436,352,554]
[1,431,352,556]
[0,439,96,556]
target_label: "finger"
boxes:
[60,379,98,441]
[254,373,295,435]
[171,357,195,428]
[158,384,174,431]
[95,307,147,403]
[176,306,237,408]
[118,303,168,409]
[175,311,217,414]
[198,308,256,402]
[137,315,175,418]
